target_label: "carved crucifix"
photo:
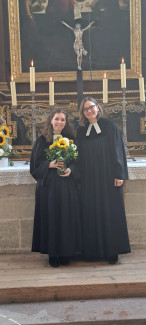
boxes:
[61,20,94,70]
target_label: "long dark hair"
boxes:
[79,97,103,126]
[43,108,75,142]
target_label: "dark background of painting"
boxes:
[19,0,130,73]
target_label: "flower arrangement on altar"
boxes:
[0,125,12,161]
[45,136,78,174]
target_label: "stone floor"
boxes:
[0,297,146,325]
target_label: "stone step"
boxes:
[0,297,146,325]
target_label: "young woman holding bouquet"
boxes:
[30,109,82,267]
[77,97,131,264]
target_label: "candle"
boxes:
[49,77,54,106]
[10,75,17,106]
[30,60,35,92]
[103,72,108,104]
[120,57,126,88]
[139,74,145,102]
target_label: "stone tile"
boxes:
[125,193,146,214]
[0,220,19,249]
[127,214,146,231]
[128,230,146,248]
[0,184,35,198]
[21,219,33,249]
[1,297,146,324]
[14,184,36,197]
[126,214,146,248]
[0,197,35,220]
[125,180,146,193]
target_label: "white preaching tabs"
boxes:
[86,122,101,136]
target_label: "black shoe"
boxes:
[108,254,118,264]
[49,256,59,267]
[59,256,70,266]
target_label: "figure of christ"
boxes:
[61,21,94,70]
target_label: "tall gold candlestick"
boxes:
[30,60,35,92]
[139,75,145,102]
[120,57,126,88]
[103,72,108,104]
[10,75,17,106]
[49,77,54,106]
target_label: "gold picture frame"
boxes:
[140,117,146,134]
[8,0,142,82]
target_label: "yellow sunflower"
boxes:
[1,125,9,137]
[49,143,56,149]
[0,132,6,146]
[69,139,74,144]
[57,139,67,148]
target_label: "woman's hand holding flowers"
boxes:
[60,168,71,177]
[49,159,65,170]
[49,159,71,177]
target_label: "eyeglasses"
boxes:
[83,104,96,112]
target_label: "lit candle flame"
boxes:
[103,72,107,79]
[11,75,14,82]
[50,77,52,82]
[31,60,34,67]
[121,57,124,63]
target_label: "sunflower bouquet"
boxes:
[0,125,12,160]
[45,136,78,174]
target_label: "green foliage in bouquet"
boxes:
[45,137,78,163]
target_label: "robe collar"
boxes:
[86,122,101,136]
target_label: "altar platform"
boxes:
[0,250,146,305]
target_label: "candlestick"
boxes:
[120,57,126,88]
[103,72,108,104]
[30,60,35,92]
[49,77,54,106]
[10,75,17,106]
[139,75,145,102]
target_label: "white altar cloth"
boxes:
[0,161,36,186]
[0,159,146,186]
[127,158,146,180]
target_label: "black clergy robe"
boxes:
[77,117,131,259]
[30,135,82,257]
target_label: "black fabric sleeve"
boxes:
[114,124,128,180]
[30,136,50,185]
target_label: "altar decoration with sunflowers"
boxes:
[45,136,78,175]
[0,125,13,166]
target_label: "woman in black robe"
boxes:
[77,97,131,264]
[30,108,82,267]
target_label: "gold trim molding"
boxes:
[8,0,142,82]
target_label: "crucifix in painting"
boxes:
[61,20,94,71]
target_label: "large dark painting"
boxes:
[8,0,141,81]
[19,0,130,73]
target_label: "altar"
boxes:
[0,159,146,253]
